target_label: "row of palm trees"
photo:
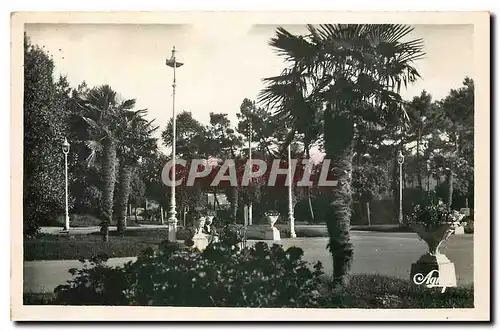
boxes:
[72,85,158,241]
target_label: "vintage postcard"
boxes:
[11,11,490,321]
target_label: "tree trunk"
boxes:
[305,146,315,222]
[416,129,423,189]
[116,164,132,233]
[392,149,399,223]
[230,187,239,223]
[366,201,371,226]
[214,188,221,210]
[323,106,354,287]
[101,138,117,241]
[447,169,454,209]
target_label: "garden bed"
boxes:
[24,274,473,308]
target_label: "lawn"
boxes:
[26,225,334,261]
[23,225,415,261]
[24,229,172,261]
[51,214,149,228]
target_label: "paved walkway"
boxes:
[24,232,473,293]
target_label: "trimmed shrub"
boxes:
[464,217,474,234]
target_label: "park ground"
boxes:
[23,227,473,294]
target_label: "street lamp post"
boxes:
[288,143,296,238]
[62,138,70,231]
[397,150,405,225]
[426,159,431,192]
[166,46,184,242]
[248,118,253,226]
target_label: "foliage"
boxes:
[352,163,390,202]
[408,200,465,231]
[463,217,474,234]
[237,98,284,157]
[45,258,472,308]
[137,151,169,209]
[54,254,131,305]
[52,241,325,307]
[115,110,158,233]
[218,224,246,246]
[23,35,72,235]
[327,274,474,308]
[23,231,168,261]
[129,171,146,207]
[161,111,209,158]
[405,90,434,188]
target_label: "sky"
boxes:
[25,23,473,157]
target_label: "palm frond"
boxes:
[84,140,103,167]
[81,116,102,134]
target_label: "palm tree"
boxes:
[75,85,137,241]
[115,110,158,233]
[259,24,424,286]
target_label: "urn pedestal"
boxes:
[410,223,457,289]
[264,215,280,241]
[454,225,465,235]
[167,218,178,242]
[410,253,457,288]
[192,217,208,251]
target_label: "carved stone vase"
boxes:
[204,215,215,233]
[410,223,457,289]
[264,215,280,241]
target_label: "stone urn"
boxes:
[266,215,279,228]
[264,214,280,240]
[204,215,215,233]
[410,222,458,290]
[194,216,206,235]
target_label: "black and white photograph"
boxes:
[10,11,490,321]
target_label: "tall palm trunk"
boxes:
[116,163,133,233]
[323,105,354,286]
[101,138,117,241]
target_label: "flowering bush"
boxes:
[205,209,216,217]
[53,241,325,307]
[408,201,465,231]
[218,224,245,246]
